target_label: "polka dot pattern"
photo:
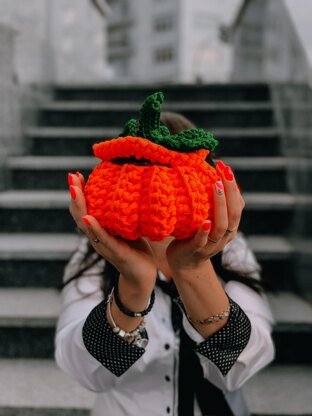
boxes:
[82,300,147,377]
[195,298,251,376]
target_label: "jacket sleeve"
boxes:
[54,238,148,392]
[182,282,275,392]
[182,233,275,392]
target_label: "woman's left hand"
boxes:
[166,161,245,274]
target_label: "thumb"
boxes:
[192,221,212,249]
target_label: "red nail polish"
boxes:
[68,173,73,186]
[69,186,76,200]
[76,172,80,178]
[83,216,91,226]
[216,160,227,171]
[215,180,224,195]
[203,222,211,232]
[237,184,241,193]
[224,166,234,181]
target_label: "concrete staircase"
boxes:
[1,84,312,415]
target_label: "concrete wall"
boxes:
[0,0,111,183]
[180,0,241,83]
[0,0,53,84]
[232,0,311,83]
[0,0,110,85]
[48,0,110,84]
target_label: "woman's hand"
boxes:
[68,172,157,290]
[166,161,245,275]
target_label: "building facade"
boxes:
[107,0,242,84]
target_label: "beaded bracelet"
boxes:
[187,304,231,325]
[113,282,155,318]
[107,292,147,345]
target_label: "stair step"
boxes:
[268,292,312,364]
[243,364,312,415]
[40,101,273,111]
[247,236,297,291]
[7,156,287,192]
[0,289,61,322]
[7,155,286,169]
[0,234,80,288]
[0,233,78,287]
[268,292,312,323]
[27,126,281,157]
[0,359,93,415]
[38,102,274,128]
[54,83,271,102]
[0,289,311,362]
[0,289,60,358]
[0,288,312,364]
[0,234,297,288]
[0,191,295,234]
[247,236,295,259]
[0,360,310,416]
[0,234,79,260]
[26,126,280,138]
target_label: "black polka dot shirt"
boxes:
[82,296,251,377]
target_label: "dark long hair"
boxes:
[62,112,263,295]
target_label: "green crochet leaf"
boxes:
[120,118,137,137]
[119,91,218,152]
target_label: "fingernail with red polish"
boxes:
[68,173,73,186]
[216,160,227,171]
[215,180,224,196]
[76,172,80,178]
[224,166,234,181]
[82,216,91,226]
[203,221,212,232]
[69,186,76,200]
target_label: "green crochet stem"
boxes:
[119,92,218,152]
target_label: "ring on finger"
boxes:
[93,237,100,244]
[224,227,237,237]
[208,236,219,244]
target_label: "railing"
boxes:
[229,0,312,297]
[0,24,20,189]
[0,23,50,190]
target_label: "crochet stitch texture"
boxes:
[84,92,219,241]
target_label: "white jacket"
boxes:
[55,234,275,416]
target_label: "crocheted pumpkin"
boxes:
[84,92,219,241]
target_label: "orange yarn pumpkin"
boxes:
[84,136,219,241]
[84,92,219,241]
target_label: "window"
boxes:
[154,47,174,64]
[108,26,130,48]
[154,15,174,33]
[109,32,129,48]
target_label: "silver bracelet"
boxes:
[187,304,231,325]
[107,291,147,345]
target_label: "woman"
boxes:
[55,111,274,416]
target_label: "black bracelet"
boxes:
[113,282,155,318]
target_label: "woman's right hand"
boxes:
[68,172,157,292]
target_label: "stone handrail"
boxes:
[228,0,312,296]
[230,0,312,84]
[0,23,19,189]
